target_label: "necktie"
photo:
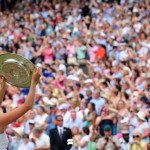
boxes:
[59,128,63,139]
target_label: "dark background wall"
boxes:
[0,0,19,11]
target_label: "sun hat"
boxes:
[137,111,146,121]
[12,127,24,137]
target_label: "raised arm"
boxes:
[0,76,7,104]
[0,68,41,127]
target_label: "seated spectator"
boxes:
[97,125,120,150]
[134,111,150,143]
[67,110,84,131]
[130,130,148,150]
[18,134,35,150]
[70,127,81,150]
[32,127,50,150]
[34,106,48,127]
[74,126,90,150]
[9,127,24,150]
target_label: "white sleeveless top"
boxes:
[0,133,9,150]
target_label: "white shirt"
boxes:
[0,133,9,150]
[91,97,105,115]
[18,142,35,150]
[57,126,64,136]
[63,111,71,128]
[119,138,130,150]
[35,133,50,148]
[34,113,48,127]
[129,116,139,135]
[58,64,66,74]
[78,135,90,150]
[135,122,150,142]
[67,118,84,130]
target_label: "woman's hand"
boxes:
[31,68,41,86]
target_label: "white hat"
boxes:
[133,7,139,13]
[50,98,58,105]
[42,97,50,105]
[28,119,35,125]
[132,91,139,97]
[84,79,93,84]
[43,97,57,106]
[67,75,79,81]
[123,67,132,77]
[137,111,146,121]
[58,103,69,110]
[112,60,119,66]
[110,35,115,39]
[12,127,24,137]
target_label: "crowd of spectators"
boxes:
[0,0,149,150]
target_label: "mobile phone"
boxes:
[105,137,109,142]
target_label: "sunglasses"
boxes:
[133,135,140,138]
[57,119,63,122]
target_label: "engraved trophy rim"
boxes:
[0,53,35,88]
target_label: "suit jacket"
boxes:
[50,126,72,150]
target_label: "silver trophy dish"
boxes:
[0,53,35,88]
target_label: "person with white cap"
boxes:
[134,111,150,143]
[81,79,94,99]
[9,127,24,150]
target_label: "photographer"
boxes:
[97,125,120,150]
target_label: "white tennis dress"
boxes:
[0,133,9,150]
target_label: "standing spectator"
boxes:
[45,105,57,135]
[91,90,105,115]
[84,102,96,127]
[76,40,87,65]
[50,115,72,150]
[96,106,115,136]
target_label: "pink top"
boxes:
[66,44,76,57]
[44,48,53,63]
[88,46,99,62]
[52,76,65,90]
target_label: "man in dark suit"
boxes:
[49,115,72,150]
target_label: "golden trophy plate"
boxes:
[0,53,35,88]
